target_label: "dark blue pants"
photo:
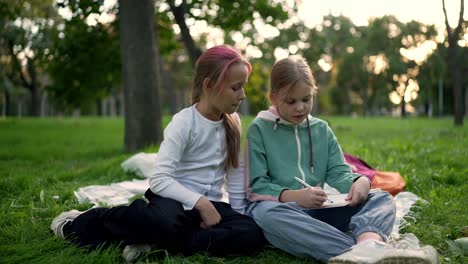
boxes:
[64,189,267,256]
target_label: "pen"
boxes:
[294,177,333,203]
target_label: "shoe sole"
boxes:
[376,256,433,264]
[330,258,432,264]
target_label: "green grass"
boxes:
[0,116,466,263]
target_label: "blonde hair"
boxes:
[270,57,318,99]
[191,45,251,168]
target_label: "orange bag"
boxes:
[344,153,406,196]
[372,170,406,196]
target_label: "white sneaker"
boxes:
[50,209,83,239]
[122,243,152,263]
[328,240,389,264]
[328,237,440,264]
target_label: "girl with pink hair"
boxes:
[50,45,266,261]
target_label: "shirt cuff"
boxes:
[353,176,372,188]
[182,193,203,210]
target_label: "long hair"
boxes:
[269,57,318,99]
[192,45,251,168]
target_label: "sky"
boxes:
[297,0,465,29]
[58,0,467,56]
[60,0,466,38]
[187,0,466,58]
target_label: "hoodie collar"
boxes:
[257,106,315,171]
[256,106,312,126]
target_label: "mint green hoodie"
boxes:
[246,108,361,202]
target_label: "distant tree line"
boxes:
[0,0,466,125]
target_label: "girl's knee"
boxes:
[370,191,395,206]
[251,201,280,218]
[251,202,297,227]
[126,199,184,234]
[233,218,268,250]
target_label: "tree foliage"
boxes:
[0,0,463,120]
[46,0,120,111]
[0,0,58,115]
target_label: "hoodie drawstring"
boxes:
[306,117,314,173]
[273,115,314,173]
[274,118,280,130]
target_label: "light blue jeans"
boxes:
[246,191,396,262]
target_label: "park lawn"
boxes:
[0,116,466,264]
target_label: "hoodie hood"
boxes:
[256,106,312,127]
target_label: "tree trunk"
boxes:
[465,84,468,117]
[159,56,177,114]
[7,41,40,116]
[362,79,370,116]
[118,91,124,116]
[438,78,443,116]
[119,0,163,151]
[109,94,116,117]
[1,93,6,117]
[363,90,369,116]
[443,0,464,126]
[400,97,406,117]
[40,91,48,117]
[451,53,463,125]
[17,100,23,117]
[101,97,108,116]
[168,0,202,65]
[5,92,12,116]
[26,58,40,116]
[447,40,463,124]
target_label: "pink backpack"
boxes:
[344,153,406,196]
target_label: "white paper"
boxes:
[321,193,350,208]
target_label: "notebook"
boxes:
[321,193,350,208]
[320,189,381,208]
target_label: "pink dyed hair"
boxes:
[191,45,251,104]
[191,45,251,169]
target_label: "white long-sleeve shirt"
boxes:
[149,105,247,213]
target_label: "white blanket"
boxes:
[74,152,425,240]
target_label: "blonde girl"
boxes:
[245,57,438,263]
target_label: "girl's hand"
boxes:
[347,177,371,206]
[195,196,221,229]
[280,188,327,208]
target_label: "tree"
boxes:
[46,2,121,112]
[417,43,447,116]
[309,15,364,114]
[166,0,202,66]
[442,0,465,126]
[330,16,438,116]
[119,0,163,151]
[165,0,291,65]
[160,0,293,114]
[0,0,58,116]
